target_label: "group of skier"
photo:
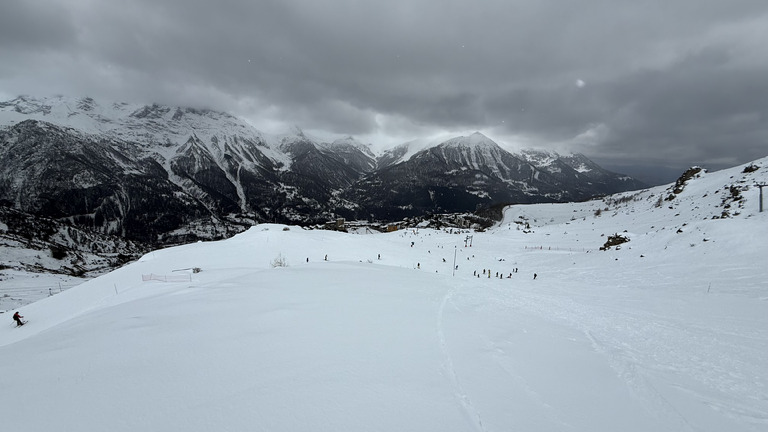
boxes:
[472,268,537,280]
[407,232,539,280]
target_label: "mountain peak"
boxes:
[330,135,361,146]
[76,97,98,112]
[288,125,306,138]
[469,131,491,141]
[440,132,499,150]
[328,136,373,154]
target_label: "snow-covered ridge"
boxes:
[441,131,499,149]
[379,132,594,174]
[503,155,767,227]
[0,95,290,167]
[519,148,561,168]
[324,136,375,156]
[1,96,598,174]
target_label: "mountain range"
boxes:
[0,95,645,249]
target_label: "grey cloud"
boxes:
[1,0,767,183]
[0,1,77,52]
[598,49,768,165]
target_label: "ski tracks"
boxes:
[480,284,768,430]
[581,313,768,430]
[437,287,488,432]
[532,289,766,430]
[583,329,698,432]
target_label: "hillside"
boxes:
[0,158,766,431]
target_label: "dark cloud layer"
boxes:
[2,0,767,183]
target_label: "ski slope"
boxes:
[1,160,767,431]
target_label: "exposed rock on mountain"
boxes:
[0,96,646,248]
[0,120,226,244]
[343,132,645,219]
[0,205,146,276]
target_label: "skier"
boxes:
[534,273,538,280]
[13,311,24,327]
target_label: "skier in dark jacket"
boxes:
[13,311,24,326]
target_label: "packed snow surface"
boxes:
[1,160,767,431]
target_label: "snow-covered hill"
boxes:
[1,157,766,431]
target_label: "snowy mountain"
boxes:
[0,96,362,235]
[0,96,643,246]
[346,132,646,219]
[520,148,645,196]
[323,136,377,172]
[0,205,145,274]
[1,156,766,431]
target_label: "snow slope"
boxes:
[1,159,766,431]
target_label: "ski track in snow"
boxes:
[437,286,488,432]
[482,283,768,430]
[486,337,572,429]
[583,330,697,432]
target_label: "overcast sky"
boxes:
[2,0,767,184]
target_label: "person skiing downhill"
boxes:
[13,311,24,327]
